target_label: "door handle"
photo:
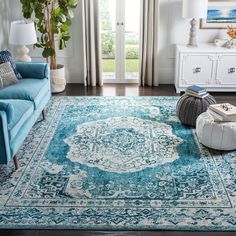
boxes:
[228,68,236,74]
[193,67,201,73]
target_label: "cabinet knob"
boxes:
[228,68,236,74]
[193,67,201,73]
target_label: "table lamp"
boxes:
[9,21,37,62]
[182,0,208,47]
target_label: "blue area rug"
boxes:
[1,96,236,230]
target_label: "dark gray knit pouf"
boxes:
[176,94,216,127]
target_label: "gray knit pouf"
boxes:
[176,94,216,127]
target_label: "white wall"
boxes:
[1,0,84,84]
[0,0,228,84]
[0,0,10,50]
[159,0,227,84]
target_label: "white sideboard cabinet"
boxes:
[175,43,236,93]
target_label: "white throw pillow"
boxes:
[0,61,18,89]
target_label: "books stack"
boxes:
[186,85,209,98]
[208,103,236,122]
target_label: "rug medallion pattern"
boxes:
[1,97,236,230]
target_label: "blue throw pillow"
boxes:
[0,51,22,79]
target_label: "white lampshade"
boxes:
[182,0,208,19]
[9,21,37,45]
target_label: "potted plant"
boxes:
[20,0,78,93]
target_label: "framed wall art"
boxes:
[200,0,236,29]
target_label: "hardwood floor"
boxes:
[55,84,179,97]
[56,84,236,105]
[1,230,235,236]
[2,84,236,236]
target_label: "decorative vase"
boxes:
[226,26,236,49]
[226,38,236,49]
[50,64,66,93]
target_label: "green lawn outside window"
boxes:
[102,59,139,72]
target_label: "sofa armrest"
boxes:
[0,102,14,124]
[15,62,50,80]
[0,111,11,165]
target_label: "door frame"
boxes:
[102,0,140,84]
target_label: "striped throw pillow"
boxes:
[0,62,18,89]
[0,50,22,79]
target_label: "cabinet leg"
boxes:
[42,109,46,121]
[13,155,19,170]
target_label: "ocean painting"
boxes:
[201,1,236,29]
[207,7,236,23]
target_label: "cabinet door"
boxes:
[180,54,214,86]
[217,55,236,85]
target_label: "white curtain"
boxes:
[82,0,103,87]
[139,0,160,87]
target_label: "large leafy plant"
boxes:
[20,0,78,69]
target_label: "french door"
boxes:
[100,0,141,83]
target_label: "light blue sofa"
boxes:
[0,62,51,169]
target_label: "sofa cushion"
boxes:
[16,62,50,80]
[0,101,14,124]
[0,78,50,109]
[6,99,34,141]
[0,50,22,79]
